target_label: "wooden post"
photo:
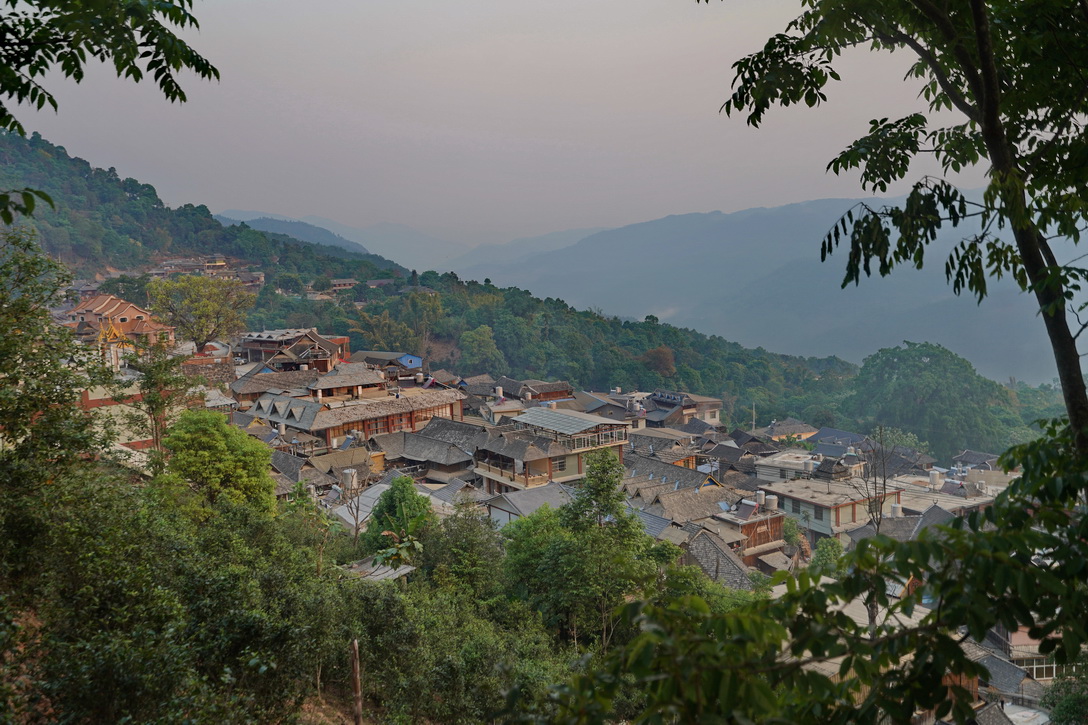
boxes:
[351,638,363,725]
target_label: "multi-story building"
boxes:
[473,406,629,495]
[240,328,350,372]
[757,477,905,546]
[248,386,465,452]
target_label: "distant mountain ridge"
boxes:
[456,198,1058,384]
[449,227,611,273]
[217,210,470,270]
[214,214,372,256]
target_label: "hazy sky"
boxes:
[25,1,982,245]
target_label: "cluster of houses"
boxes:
[57,295,1055,716]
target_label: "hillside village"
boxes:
[55,278,1057,723]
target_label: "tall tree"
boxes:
[350,309,420,352]
[712,0,1088,454]
[147,275,255,350]
[112,339,195,475]
[0,229,111,577]
[458,325,508,375]
[162,410,275,512]
[846,341,1006,460]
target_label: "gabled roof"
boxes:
[846,503,956,546]
[429,478,487,504]
[308,448,378,474]
[752,417,818,438]
[428,369,460,386]
[308,369,386,390]
[684,529,753,590]
[653,485,745,524]
[674,417,720,434]
[270,450,307,482]
[704,442,746,463]
[808,427,868,446]
[494,376,574,399]
[231,369,321,396]
[372,431,473,467]
[627,505,673,538]
[331,483,391,529]
[486,482,572,517]
[418,416,484,450]
[296,389,465,431]
[953,449,1001,467]
[474,429,567,461]
[624,455,716,491]
[460,373,496,386]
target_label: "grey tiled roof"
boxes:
[846,504,957,547]
[419,416,484,450]
[475,430,567,461]
[685,530,753,591]
[270,450,307,482]
[654,485,744,524]
[808,427,868,446]
[308,370,386,389]
[372,431,473,466]
[953,449,1000,467]
[628,505,672,538]
[429,478,486,504]
[231,369,321,396]
[978,654,1029,696]
[624,455,714,491]
[486,482,572,517]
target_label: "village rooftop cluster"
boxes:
[55,286,1053,722]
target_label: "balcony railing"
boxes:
[474,462,550,488]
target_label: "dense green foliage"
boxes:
[1042,656,1088,725]
[847,341,1017,460]
[0,132,403,276]
[357,475,436,555]
[161,409,276,513]
[148,274,255,349]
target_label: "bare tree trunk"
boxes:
[351,639,363,725]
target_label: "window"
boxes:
[792,498,801,514]
[552,456,567,472]
[1012,657,1070,680]
[119,317,128,323]
[814,507,824,521]
[779,468,788,479]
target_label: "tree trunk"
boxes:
[351,639,363,725]
[968,0,1088,455]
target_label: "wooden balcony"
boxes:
[474,462,550,489]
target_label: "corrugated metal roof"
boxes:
[513,407,621,434]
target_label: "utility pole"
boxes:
[752,402,756,432]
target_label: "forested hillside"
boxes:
[0,132,403,277]
[252,271,1061,457]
